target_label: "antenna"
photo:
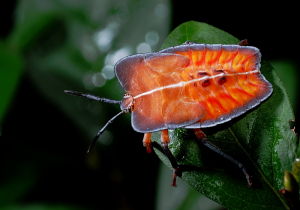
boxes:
[87,110,125,153]
[64,90,121,104]
[64,89,124,153]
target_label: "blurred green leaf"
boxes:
[0,164,36,205]
[9,12,57,53]
[271,60,298,110]
[153,21,297,209]
[12,0,171,140]
[0,43,23,123]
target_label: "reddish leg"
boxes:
[238,39,248,46]
[194,128,252,186]
[160,130,182,186]
[161,130,170,146]
[142,130,181,186]
[143,133,152,153]
[194,128,207,139]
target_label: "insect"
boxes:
[65,41,273,186]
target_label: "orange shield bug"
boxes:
[65,42,272,186]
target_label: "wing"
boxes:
[115,43,273,132]
[115,53,205,132]
[161,43,273,128]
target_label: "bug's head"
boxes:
[120,94,134,112]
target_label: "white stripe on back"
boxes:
[133,69,259,99]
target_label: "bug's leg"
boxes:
[149,130,201,186]
[141,130,179,181]
[143,133,152,153]
[238,39,248,46]
[161,130,178,168]
[160,130,181,186]
[194,129,253,186]
[183,40,196,45]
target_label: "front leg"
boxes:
[143,133,152,153]
[142,130,200,187]
[143,130,182,186]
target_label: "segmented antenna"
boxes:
[64,90,121,104]
[87,110,125,153]
[64,90,124,153]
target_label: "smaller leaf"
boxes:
[161,21,239,49]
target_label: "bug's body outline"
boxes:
[115,43,273,133]
[65,41,273,186]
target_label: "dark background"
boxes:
[2,1,299,61]
[172,1,299,61]
[1,1,298,210]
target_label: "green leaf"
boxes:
[153,21,297,209]
[0,43,23,123]
[271,60,299,110]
